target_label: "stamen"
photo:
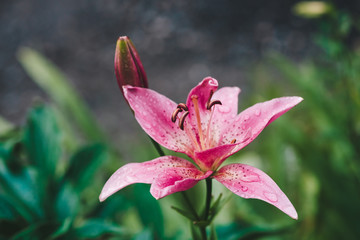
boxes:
[179,111,189,130]
[206,90,215,108]
[207,100,222,110]
[205,106,215,148]
[177,103,188,111]
[206,90,222,110]
[231,139,237,144]
[191,95,205,149]
[171,108,183,122]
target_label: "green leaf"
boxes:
[10,221,59,240]
[215,223,293,240]
[91,194,130,219]
[0,161,42,221]
[23,105,61,178]
[0,195,21,221]
[132,228,153,240]
[64,144,106,191]
[132,184,164,239]
[17,47,105,142]
[208,193,231,223]
[55,183,79,220]
[190,222,202,240]
[171,206,197,221]
[209,224,218,240]
[50,218,72,239]
[70,219,125,239]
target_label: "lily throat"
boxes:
[171,90,222,152]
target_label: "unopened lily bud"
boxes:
[114,36,148,95]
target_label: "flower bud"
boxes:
[114,36,148,95]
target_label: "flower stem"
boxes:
[204,178,212,220]
[198,178,212,240]
[148,136,212,240]
[149,137,165,156]
[181,191,200,221]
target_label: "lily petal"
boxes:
[214,164,298,219]
[194,144,237,170]
[186,77,219,115]
[123,86,193,154]
[209,86,241,145]
[185,77,218,143]
[219,96,303,162]
[99,156,211,201]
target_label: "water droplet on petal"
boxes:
[218,105,231,113]
[241,186,248,192]
[244,115,250,121]
[264,191,278,202]
[143,123,151,129]
[241,174,260,182]
[255,109,261,116]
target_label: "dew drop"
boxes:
[143,123,152,129]
[241,174,260,182]
[241,186,248,192]
[218,105,231,113]
[263,191,278,202]
[255,109,261,116]
[244,115,250,121]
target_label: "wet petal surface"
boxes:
[99,156,211,201]
[214,163,298,219]
[124,86,194,154]
[218,96,303,162]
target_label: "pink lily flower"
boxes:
[100,77,302,219]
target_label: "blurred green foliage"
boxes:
[0,50,165,239]
[246,4,360,239]
[1,2,360,239]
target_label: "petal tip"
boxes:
[99,193,107,202]
[287,207,298,220]
[202,76,218,87]
[293,96,304,104]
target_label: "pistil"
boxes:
[191,95,205,150]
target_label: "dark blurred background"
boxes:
[0,0,318,145]
[1,1,360,239]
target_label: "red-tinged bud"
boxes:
[114,36,148,95]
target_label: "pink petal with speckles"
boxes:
[186,77,219,117]
[214,163,298,219]
[184,77,219,144]
[123,86,194,155]
[194,144,237,170]
[209,86,241,144]
[217,96,303,166]
[99,156,212,201]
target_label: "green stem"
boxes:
[204,178,212,220]
[148,136,212,240]
[149,137,165,156]
[198,178,212,240]
[181,192,200,221]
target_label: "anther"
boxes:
[179,111,189,130]
[207,100,222,110]
[206,90,222,110]
[206,90,214,109]
[231,139,237,144]
[171,108,183,122]
[177,103,188,111]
